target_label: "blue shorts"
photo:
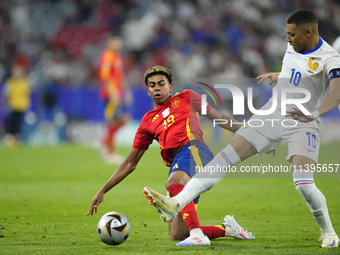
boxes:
[102,100,126,121]
[168,141,214,204]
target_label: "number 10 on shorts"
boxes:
[306,132,316,151]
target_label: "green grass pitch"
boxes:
[0,143,339,254]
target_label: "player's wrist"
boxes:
[312,110,320,120]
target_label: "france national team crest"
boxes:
[162,107,170,118]
[171,97,180,108]
[307,57,319,74]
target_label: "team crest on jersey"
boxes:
[162,108,170,118]
[171,97,180,108]
[307,57,319,74]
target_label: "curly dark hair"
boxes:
[143,65,173,86]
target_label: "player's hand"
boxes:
[87,191,104,216]
[265,149,276,156]
[257,73,279,86]
[285,107,314,122]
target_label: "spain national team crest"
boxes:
[171,97,180,108]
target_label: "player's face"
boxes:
[147,74,173,106]
[108,37,122,51]
[286,23,309,52]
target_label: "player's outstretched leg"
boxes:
[143,186,180,222]
[223,215,255,240]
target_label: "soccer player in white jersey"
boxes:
[143,10,340,248]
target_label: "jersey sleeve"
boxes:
[325,51,340,75]
[189,90,212,114]
[132,115,154,150]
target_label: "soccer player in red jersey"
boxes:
[87,65,255,245]
[97,34,129,164]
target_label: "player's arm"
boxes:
[205,107,242,133]
[286,77,340,122]
[257,72,280,85]
[315,77,340,116]
[87,148,146,216]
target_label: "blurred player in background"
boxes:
[143,10,340,248]
[87,65,256,246]
[3,64,30,146]
[97,34,130,164]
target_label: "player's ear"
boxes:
[146,85,151,96]
[169,83,174,93]
[304,28,312,37]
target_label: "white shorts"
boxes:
[236,115,320,164]
[282,120,320,164]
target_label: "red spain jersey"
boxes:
[98,49,124,100]
[133,90,212,166]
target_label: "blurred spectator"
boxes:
[3,64,30,146]
[122,9,159,63]
[9,0,30,40]
[332,35,340,54]
[1,0,340,89]
[44,49,70,85]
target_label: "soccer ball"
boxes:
[97,212,131,245]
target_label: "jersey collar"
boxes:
[300,36,323,55]
[155,94,173,109]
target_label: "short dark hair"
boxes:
[143,65,173,86]
[287,10,318,26]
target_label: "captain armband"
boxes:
[328,68,340,81]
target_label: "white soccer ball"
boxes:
[97,212,131,245]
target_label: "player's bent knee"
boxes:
[165,179,186,189]
[165,171,190,189]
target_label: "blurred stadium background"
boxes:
[0,0,339,147]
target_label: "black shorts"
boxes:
[5,111,25,135]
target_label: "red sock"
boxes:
[167,184,201,231]
[102,123,124,153]
[102,125,116,153]
[167,184,225,239]
[201,225,225,239]
[104,119,127,153]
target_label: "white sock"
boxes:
[175,145,241,209]
[293,170,335,235]
[189,228,205,237]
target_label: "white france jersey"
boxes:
[263,37,340,120]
